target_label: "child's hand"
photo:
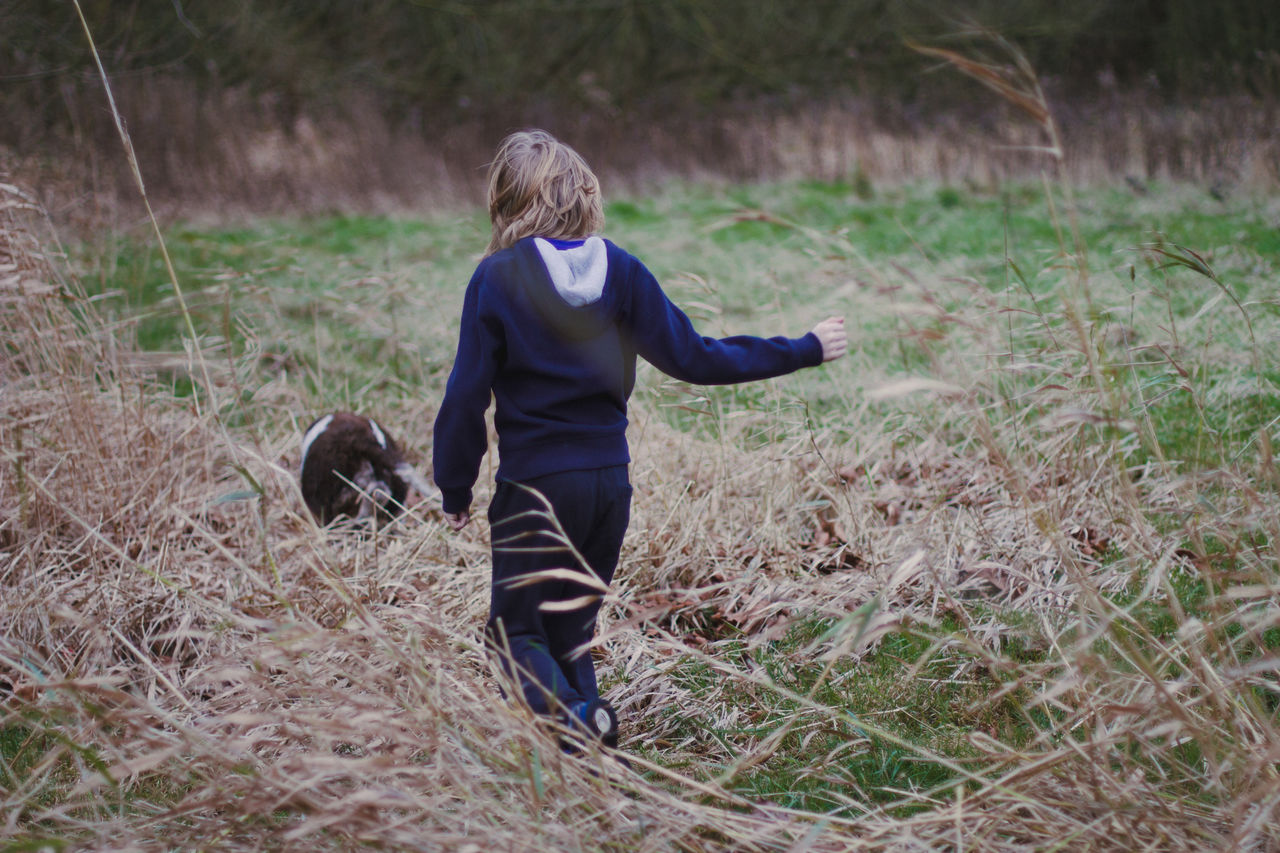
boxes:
[445,511,470,530]
[811,316,848,362]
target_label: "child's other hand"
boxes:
[811,316,848,362]
[445,511,470,530]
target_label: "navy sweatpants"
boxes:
[485,465,631,715]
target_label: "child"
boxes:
[433,129,847,748]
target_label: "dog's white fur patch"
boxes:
[350,460,392,519]
[367,418,388,449]
[300,414,334,468]
[394,461,433,498]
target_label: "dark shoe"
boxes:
[567,698,619,749]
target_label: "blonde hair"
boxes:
[485,130,604,256]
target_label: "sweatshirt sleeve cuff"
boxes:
[441,488,473,516]
[799,331,825,367]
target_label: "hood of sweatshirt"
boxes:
[517,236,618,340]
[536,236,607,306]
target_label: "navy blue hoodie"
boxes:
[432,236,824,514]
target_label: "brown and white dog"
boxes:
[300,412,431,526]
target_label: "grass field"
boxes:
[4,173,1280,849]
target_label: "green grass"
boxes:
[75,174,1280,491]
[652,619,1042,816]
[1,723,47,783]
[76,211,487,405]
[80,180,1280,392]
[1,722,82,815]
[1,719,191,846]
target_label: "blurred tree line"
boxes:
[6,0,1279,132]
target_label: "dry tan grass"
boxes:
[7,163,1279,849]
[5,28,1280,844]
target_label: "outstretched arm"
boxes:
[624,261,826,384]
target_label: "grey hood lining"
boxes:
[534,236,608,307]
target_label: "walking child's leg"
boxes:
[487,478,584,715]
[544,466,631,701]
[486,468,630,749]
